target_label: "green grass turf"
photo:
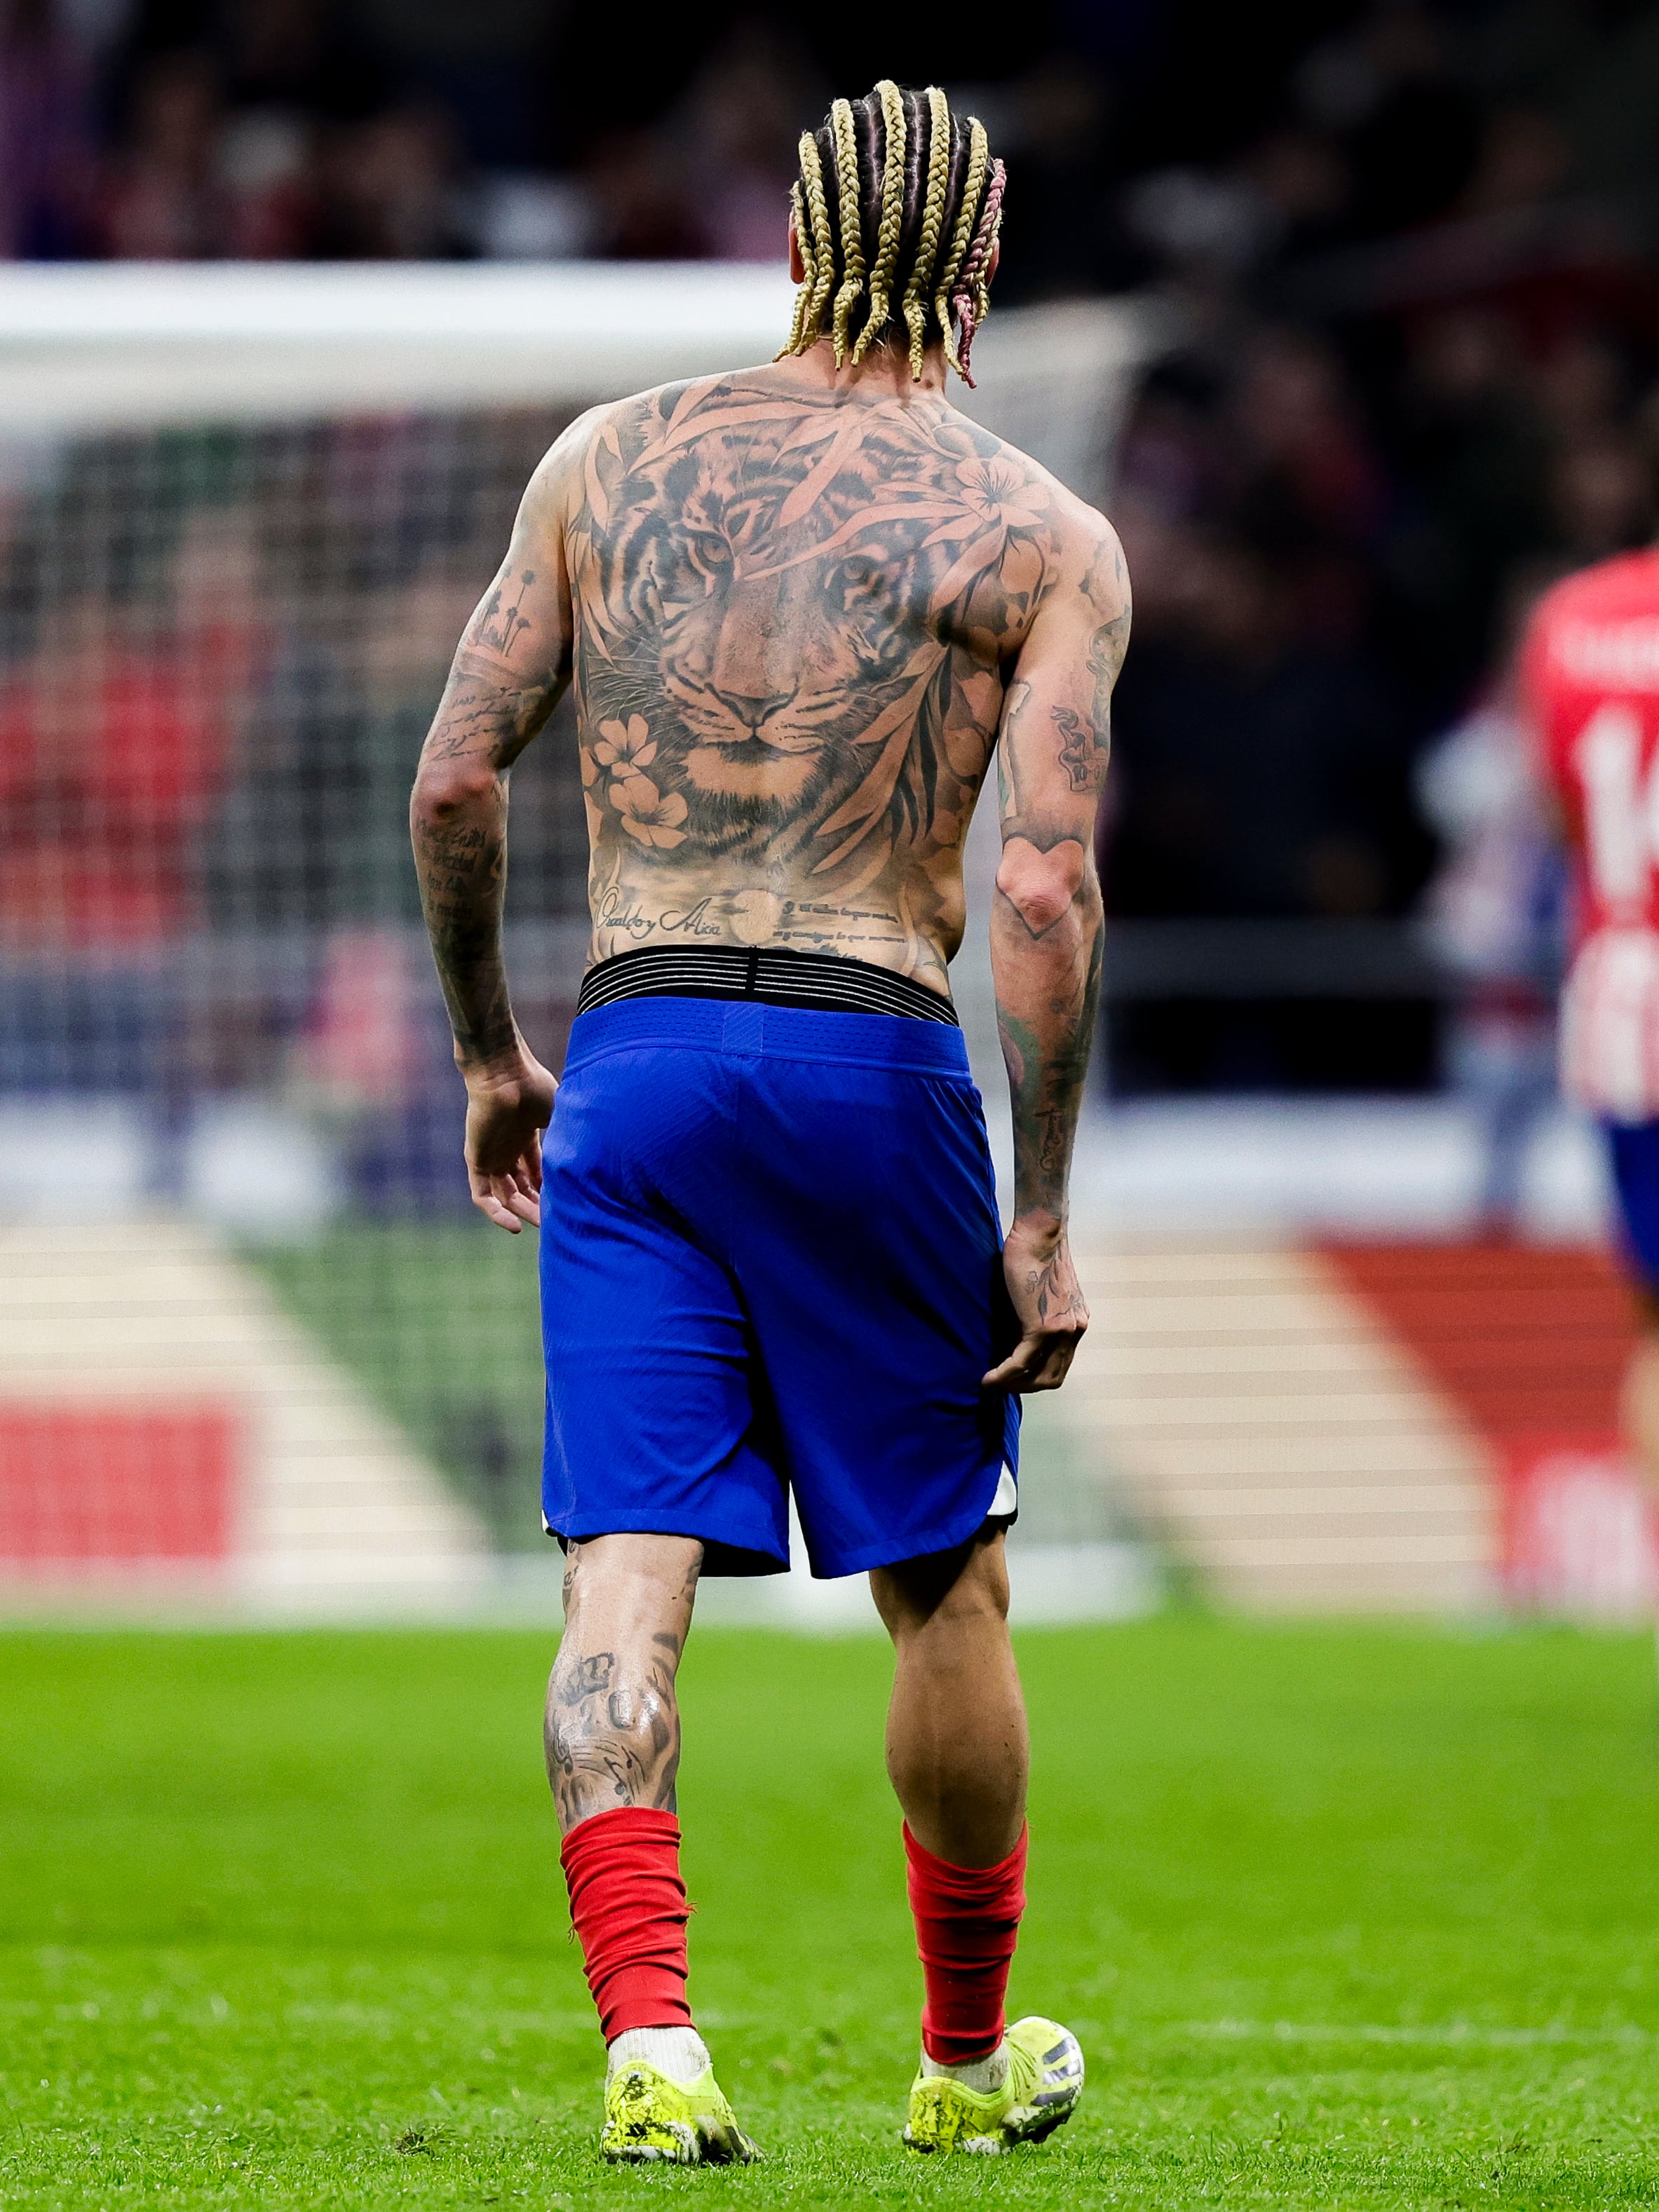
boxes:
[2,1618,1658,2207]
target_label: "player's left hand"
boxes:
[461,1050,557,1233]
[983,1214,1089,1392]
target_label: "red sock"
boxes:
[903,1823,1027,2065]
[560,1807,693,2040]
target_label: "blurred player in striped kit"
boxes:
[1522,401,1659,1545]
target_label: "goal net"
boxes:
[0,263,1158,1615]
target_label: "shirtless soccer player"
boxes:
[411,80,1129,2164]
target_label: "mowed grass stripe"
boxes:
[1,1619,1657,2206]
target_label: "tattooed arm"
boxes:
[410,434,581,1231]
[984,522,1129,1392]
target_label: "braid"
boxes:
[953,157,1006,388]
[829,97,865,369]
[779,86,1003,385]
[933,116,988,379]
[799,132,837,344]
[849,77,906,367]
[900,85,951,381]
[777,184,812,359]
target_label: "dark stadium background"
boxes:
[8,0,1652,1096]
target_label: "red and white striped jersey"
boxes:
[1522,547,1659,1120]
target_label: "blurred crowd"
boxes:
[8,0,1659,1094]
[0,0,841,262]
[1092,1,1659,1085]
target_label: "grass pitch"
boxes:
[2,1618,1658,2208]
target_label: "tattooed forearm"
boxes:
[991,522,1125,1226]
[410,775,518,1066]
[994,895,1104,1219]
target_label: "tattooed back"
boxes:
[478,363,1120,996]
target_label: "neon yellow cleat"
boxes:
[904,2016,1084,2155]
[600,2058,761,2165]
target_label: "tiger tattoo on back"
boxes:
[557,367,1066,988]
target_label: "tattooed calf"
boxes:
[545,1637,682,1829]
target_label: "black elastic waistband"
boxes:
[576,944,959,1026]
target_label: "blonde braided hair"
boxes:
[777,132,837,358]
[849,79,907,366]
[828,97,865,369]
[900,85,951,381]
[932,114,988,379]
[778,86,1001,384]
[952,157,1005,386]
[799,132,837,344]
[778,182,813,359]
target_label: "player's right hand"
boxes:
[983,1214,1089,1392]
[461,1050,557,1233]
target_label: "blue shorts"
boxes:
[1605,1118,1659,1291]
[538,995,1020,1578]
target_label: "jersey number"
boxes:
[1576,702,1658,906]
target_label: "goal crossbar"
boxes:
[0,262,1163,498]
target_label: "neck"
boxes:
[771,334,950,400]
